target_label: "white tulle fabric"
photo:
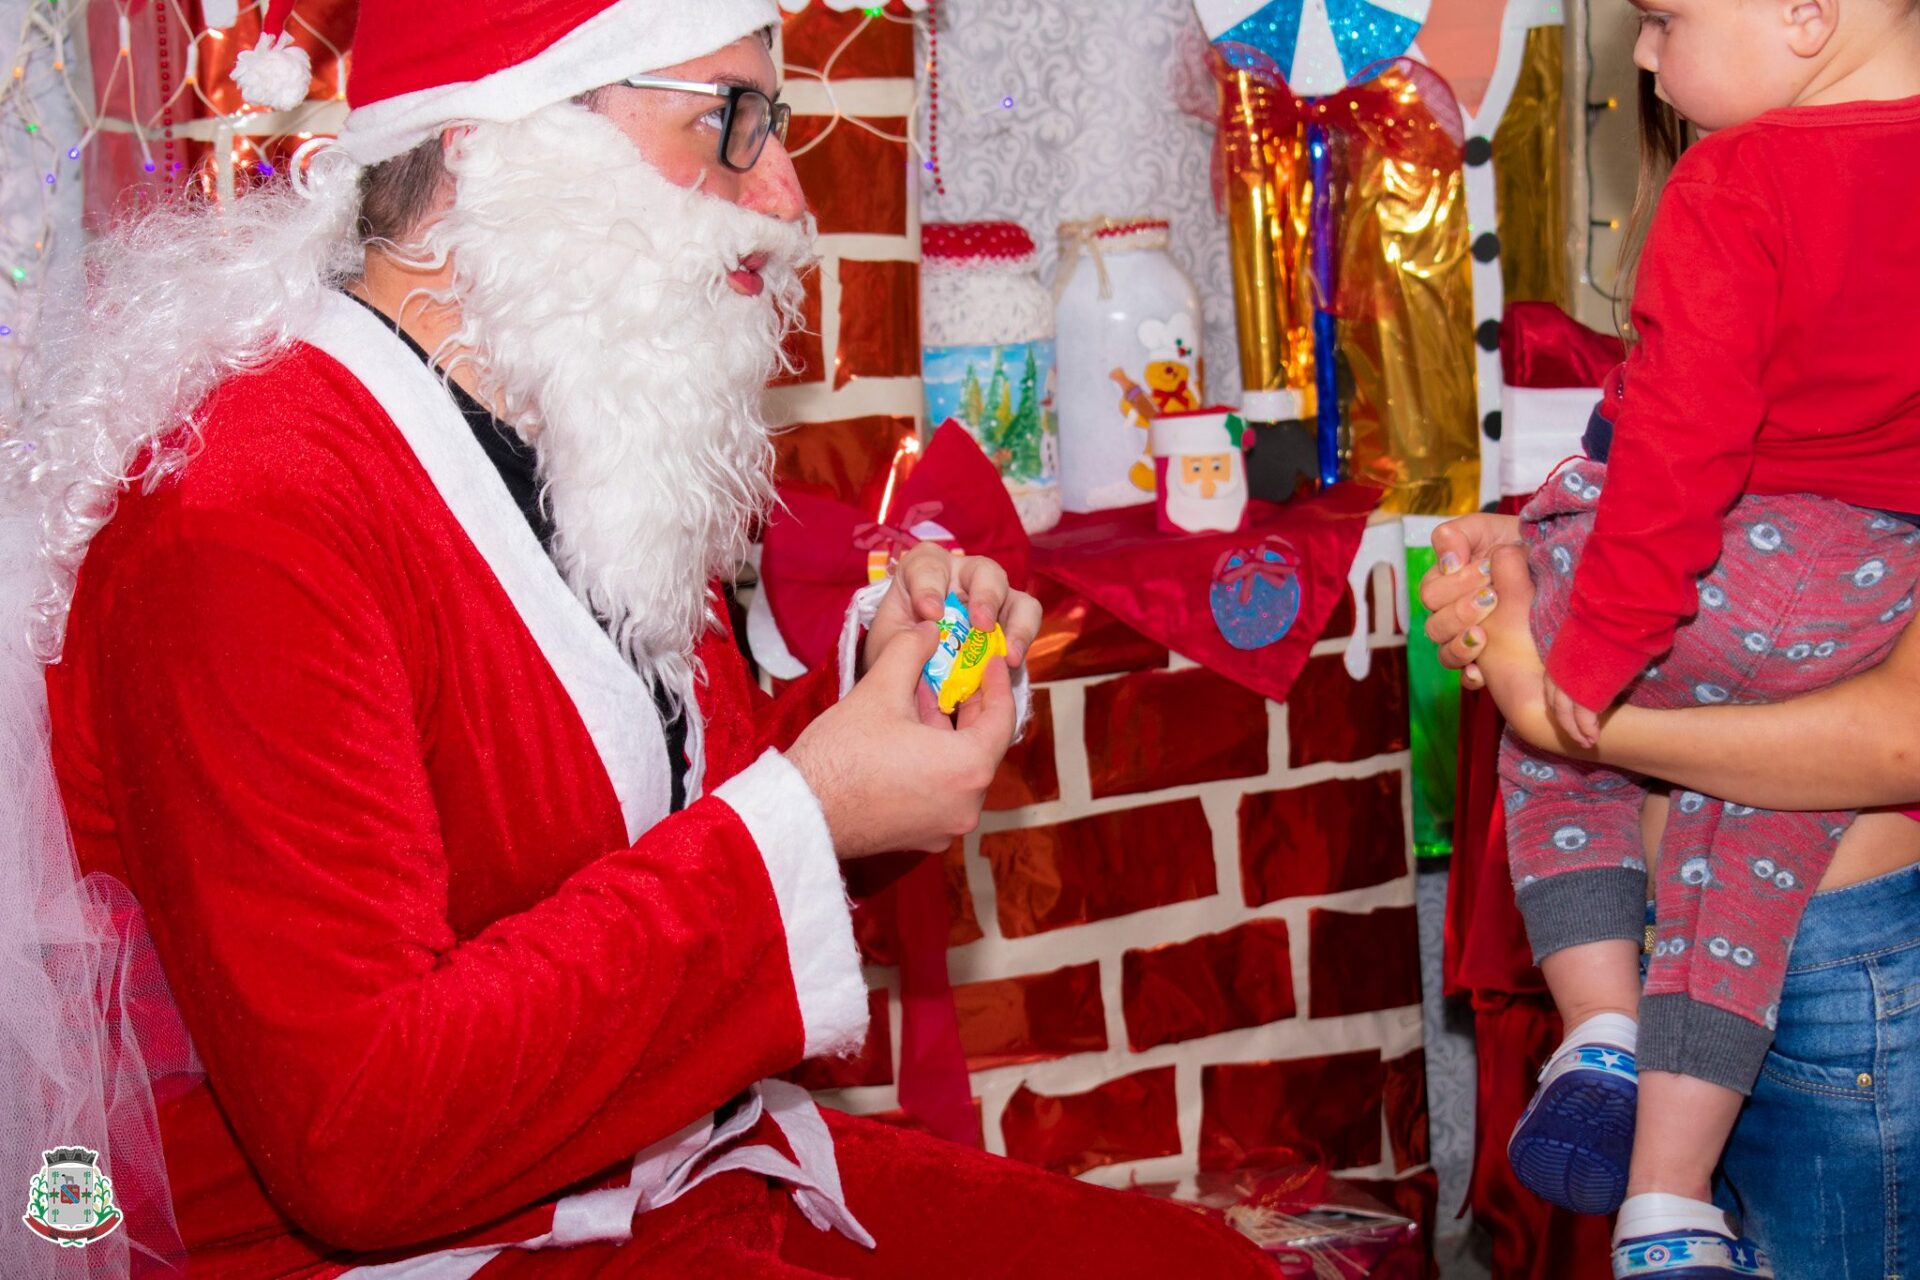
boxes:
[0,136,361,1280]
[0,504,202,1278]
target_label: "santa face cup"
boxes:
[1151,408,1251,534]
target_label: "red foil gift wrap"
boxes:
[781,2,915,81]
[1238,772,1409,907]
[786,114,911,238]
[1201,1051,1386,1173]
[1287,648,1409,767]
[983,798,1218,940]
[952,963,1107,1071]
[1083,667,1269,800]
[999,1068,1182,1178]
[1308,905,1423,1019]
[1383,1050,1431,1172]
[985,688,1060,812]
[1121,919,1297,1052]
[835,258,920,386]
[1130,1166,1426,1279]
[771,413,916,511]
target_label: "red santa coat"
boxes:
[46,295,1278,1280]
[46,294,875,1274]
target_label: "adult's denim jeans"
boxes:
[1713,864,1920,1278]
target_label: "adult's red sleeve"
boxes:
[752,665,841,756]
[90,505,864,1253]
[1546,178,1780,709]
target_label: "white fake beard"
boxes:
[1165,460,1248,533]
[421,102,813,689]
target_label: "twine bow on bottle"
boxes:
[1052,217,1128,301]
[1213,535,1299,605]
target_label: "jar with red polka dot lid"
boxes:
[920,221,1061,534]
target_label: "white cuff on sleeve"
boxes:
[836,580,893,698]
[716,750,868,1059]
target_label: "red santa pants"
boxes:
[1501,461,1920,1093]
[464,1110,1274,1278]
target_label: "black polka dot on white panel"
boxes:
[1483,410,1503,440]
[1465,136,1493,167]
[1476,319,1501,352]
[1472,233,1501,263]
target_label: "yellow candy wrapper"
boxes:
[924,591,1007,715]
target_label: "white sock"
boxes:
[1613,1192,1731,1245]
[1556,1011,1639,1059]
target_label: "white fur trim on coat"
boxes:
[716,751,867,1059]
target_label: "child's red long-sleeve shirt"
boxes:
[1547,94,1920,711]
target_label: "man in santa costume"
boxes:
[2,0,1279,1276]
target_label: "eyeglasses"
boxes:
[620,76,792,173]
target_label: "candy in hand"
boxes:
[924,591,1007,715]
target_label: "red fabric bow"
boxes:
[851,501,946,558]
[1207,48,1465,227]
[761,422,1031,671]
[1213,536,1299,606]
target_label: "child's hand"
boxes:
[1542,674,1603,749]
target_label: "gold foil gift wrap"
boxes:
[1333,63,1480,516]
[1210,53,1481,516]
[1216,56,1317,399]
[1493,24,1571,308]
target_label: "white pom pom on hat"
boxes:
[232,0,312,112]
[231,0,784,167]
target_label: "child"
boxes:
[1495,0,1920,1274]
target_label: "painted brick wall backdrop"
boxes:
[794,557,1439,1237]
[763,2,1443,1244]
[765,8,923,488]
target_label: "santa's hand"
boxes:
[789,623,1016,860]
[862,542,1043,674]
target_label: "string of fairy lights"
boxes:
[1,0,348,354]
[0,0,1029,365]
[781,0,1021,201]
[1580,0,1638,315]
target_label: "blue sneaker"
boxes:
[1612,1229,1773,1277]
[1508,1042,1638,1214]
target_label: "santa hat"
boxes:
[1150,407,1245,457]
[233,0,782,166]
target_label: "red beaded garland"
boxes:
[925,0,944,195]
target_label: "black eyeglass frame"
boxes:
[619,75,792,173]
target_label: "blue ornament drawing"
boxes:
[1210,539,1304,650]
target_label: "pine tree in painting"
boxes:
[999,345,1045,480]
[960,365,986,434]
